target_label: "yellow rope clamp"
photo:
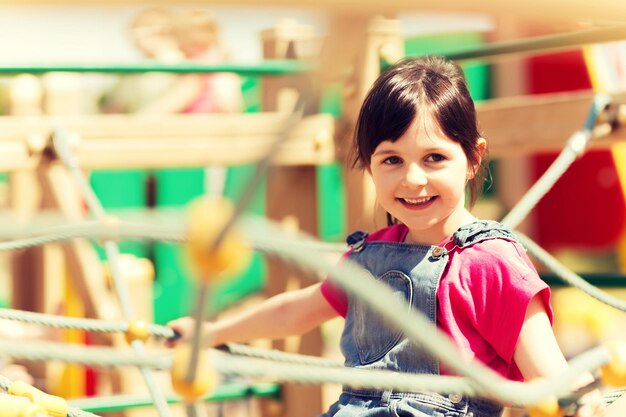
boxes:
[100,214,120,243]
[526,395,564,417]
[7,381,67,417]
[0,393,47,417]
[525,378,565,417]
[600,341,626,387]
[125,319,151,344]
[185,196,252,283]
[170,344,219,403]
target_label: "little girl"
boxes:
[168,56,604,417]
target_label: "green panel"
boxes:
[317,83,346,242]
[90,170,150,258]
[152,167,205,324]
[241,76,261,113]
[154,168,204,206]
[317,163,345,242]
[153,242,190,323]
[405,32,490,101]
[70,383,281,413]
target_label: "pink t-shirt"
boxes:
[320,223,552,382]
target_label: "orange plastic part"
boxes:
[185,197,252,282]
[600,341,626,387]
[526,395,564,417]
[170,344,218,403]
[125,319,151,344]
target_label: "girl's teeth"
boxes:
[404,197,432,204]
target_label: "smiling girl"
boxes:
[168,56,604,417]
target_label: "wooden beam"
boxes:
[478,91,626,157]
[1,91,625,171]
[3,0,626,25]
[0,113,335,169]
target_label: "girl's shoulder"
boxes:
[454,236,537,278]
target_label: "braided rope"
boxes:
[501,94,611,229]
[0,337,612,408]
[517,232,626,312]
[219,344,343,367]
[53,129,171,417]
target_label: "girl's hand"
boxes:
[574,390,605,417]
[166,316,196,348]
[166,317,218,349]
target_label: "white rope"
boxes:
[53,128,172,417]
[501,94,612,229]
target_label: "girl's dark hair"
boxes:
[353,55,487,208]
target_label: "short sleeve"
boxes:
[320,278,348,318]
[466,241,552,363]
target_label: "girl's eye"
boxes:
[383,156,402,165]
[426,153,445,162]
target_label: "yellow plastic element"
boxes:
[526,395,564,417]
[171,344,218,403]
[8,381,68,417]
[0,393,46,417]
[185,196,252,282]
[600,341,626,386]
[57,270,86,398]
[101,214,120,242]
[125,319,151,344]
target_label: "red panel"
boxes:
[527,51,626,249]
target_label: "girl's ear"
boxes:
[467,138,487,180]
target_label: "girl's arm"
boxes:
[514,294,603,417]
[167,282,338,348]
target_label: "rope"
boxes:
[0,337,612,408]
[517,232,626,312]
[52,129,172,417]
[218,344,344,367]
[501,94,612,229]
[241,216,611,404]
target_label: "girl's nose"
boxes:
[402,163,427,188]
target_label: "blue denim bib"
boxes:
[322,220,516,417]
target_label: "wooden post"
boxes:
[261,19,324,417]
[334,16,404,232]
[488,15,536,237]
[7,74,50,388]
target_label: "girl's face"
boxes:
[369,114,485,245]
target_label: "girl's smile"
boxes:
[397,196,437,209]
[369,113,485,245]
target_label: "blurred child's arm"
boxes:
[514,295,603,417]
[136,74,203,115]
[167,282,338,348]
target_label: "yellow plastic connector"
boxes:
[7,381,67,417]
[170,344,219,403]
[185,196,252,282]
[0,393,46,417]
[100,214,120,243]
[600,341,626,386]
[526,395,564,417]
[125,319,151,344]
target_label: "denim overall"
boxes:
[321,221,516,417]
